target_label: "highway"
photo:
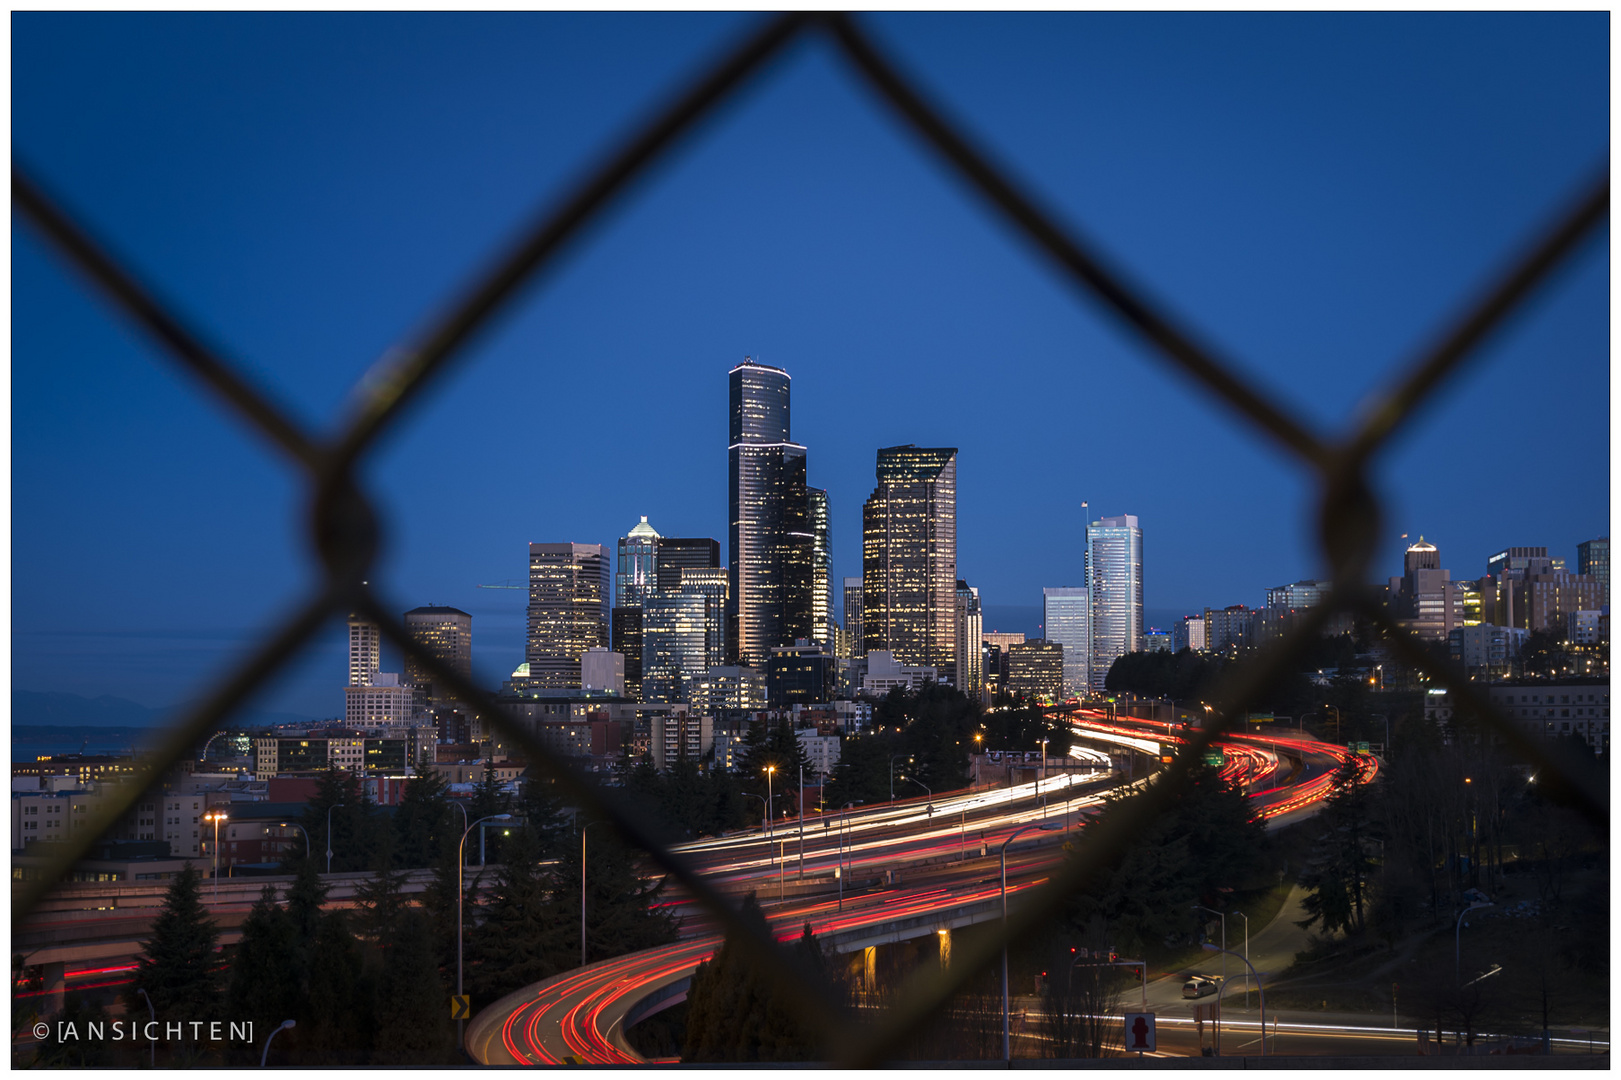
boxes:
[470,710,1373,1064]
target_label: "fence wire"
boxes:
[12,11,1609,1067]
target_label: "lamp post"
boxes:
[260,1019,295,1067]
[457,812,512,1050]
[838,802,856,911]
[137,987,155,1068]
[1192,905,1227,988]
[1232,910,1250,1006]
[325,802,344,875]
[903,775,932,814]
[973,732,983,785]
[1039,738,1049,818]
[798,763,805,880]
[1001,821,1062,1061]
[276,821,310,859]
[888,755,906,803]
[1203,944,1267,1056]
[204,810,227,905]
[1323,704,1341,743]
[1455,900,1493,985]
[581,820,604,969]
[765,765,776,843]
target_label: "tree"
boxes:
[371,910,454,1065]
[1298,756,1380,937]
[463,825,562,1005]
[468,759,513,863]
[297,766,383,872]
[684,901,835,1062]
[300,910,367,1063]
[126,864,219,1052]
[393,765,454,869]
[225,886,300,1064]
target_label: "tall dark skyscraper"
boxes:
[656,536,722,592]
[862,445,958,676]
[728,358,812,665]
[526,542,610,689]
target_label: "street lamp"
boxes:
[581,820,602,968]
[764,765,776,842]
[457,812,513,1050]
[1455,900,1493,985]
[837,802,857,911]
[902,775,933,814]
[137,987,155,1068]
[203,810,228,904]
[260,1019,295,1067]
[325,802,344,875]
[741,792,767,839]
[1038,738,1049,818]
[1232,911,1250,1006]
[1192,905,1226,988]
[888,755,907,803]
[973,732,983,785]
[1203,944,1267,1056]
[1001,821,1062,1061]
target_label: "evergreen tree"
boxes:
[371,910,454,1065]
[297,766,382,872]
[392,765,453,869]
[518,767,572,858]
[464,825,562,1004]
[126,864,219,1051]
[225,886,300,1064]
[299,910,367,1064]
[683,900,832,1061]
[1298,755,1380,937]
[468,759,513,863]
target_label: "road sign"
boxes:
[1247,712,1275,723]
[450,995,470,1020]
[1202,749,1225,767]
[1123,1012,1156,1052]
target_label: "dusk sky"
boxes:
[12,13,1609,720]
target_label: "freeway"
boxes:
[470,715,1366,1064]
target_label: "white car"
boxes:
[1182,975,1221,999]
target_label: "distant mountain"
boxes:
[12,690,323,731]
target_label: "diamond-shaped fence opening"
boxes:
[12,12,1608,1067]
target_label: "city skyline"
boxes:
[12,13,1607,717]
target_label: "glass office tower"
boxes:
[1042,587,1090,699]
[526,542,611,689]
[955,580,983,697]
[728,358,812,665]
[612,516,661,700]
[862,445,958,676]
[1085,513,1142,693]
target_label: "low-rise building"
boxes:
[796,730,841,782]
[862,651,938,696]
[1425,678,1608,755]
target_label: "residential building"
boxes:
[344,672,427,731]
[832,699,872,734]
[526,542,611,689]
[649,709,713,771]
[1008,639,1064,702]
[861,445,958,677]
[1042,587,1090,699]
[1085,512,1143,692]
[1448,624,1530,675]
[1515,573,1607,634]
[809,487,834,648]
[1567,609,1608,645]
[581,648,626,697]
[862,651,938,696]
[403,605,472,703]
[1141,629,1172,652]
[1387,537,1455,642]
[1577,538,1609,593]
[612,516,661,701]
[1172,614,1206,653]
[1203,605,1254,654]
[1425,679,1608,756]
[796,730,841,782]
[1258,578,1351,640]
[728,358,813,665]
[955,581,983,698]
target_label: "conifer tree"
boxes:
[371,910,454,1065]
[392,765,453,869]
[126,864,219,1048]
[683,900,830,1062]
[225,886,299,1063]
[300,910,367,1063]
[464,825,561,1004]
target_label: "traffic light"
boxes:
[1109,951,1118,963]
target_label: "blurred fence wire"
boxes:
[12,12,1609,1066]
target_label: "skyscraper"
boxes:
[643,566,728,703]
[1042,587,1090,699]
[526,542,610,689]
[728,358,812,665]
[1085,512,1143,693]
[612,516,661,701]
[403,606,472,702]
[842,576,864,657]
[1577,537,1609,593]
[348,615,380,688]
[955,580,983,698]
[655,536,722,592]
[808,487,834,649]
[862,445,958,676]
[1387,537,1455,641]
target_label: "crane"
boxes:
[476,580,525,590]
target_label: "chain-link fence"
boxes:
[12,12,1608,1066]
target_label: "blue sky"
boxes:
[12,13,1609,719]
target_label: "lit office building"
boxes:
[526,542,611,689]
[862,445,958,677]
[955,580,983,698]
[809,487,834,649]
[1008,639,1064,702]
[728,358,813,665]
[1204,605,1256,653]
[1171,615,1206,653]
[403,606,472,703]
[643,591,710,704]
[1042,587,1090,699]
[688,665,767,716]
[1387,537,1455,642]
[656,536,721,592]
[348,615,381,688]
[1085,512,1143,693]
[842,576,864,657]
[612,516,661,700]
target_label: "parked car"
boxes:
[1182,975,1221,999]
